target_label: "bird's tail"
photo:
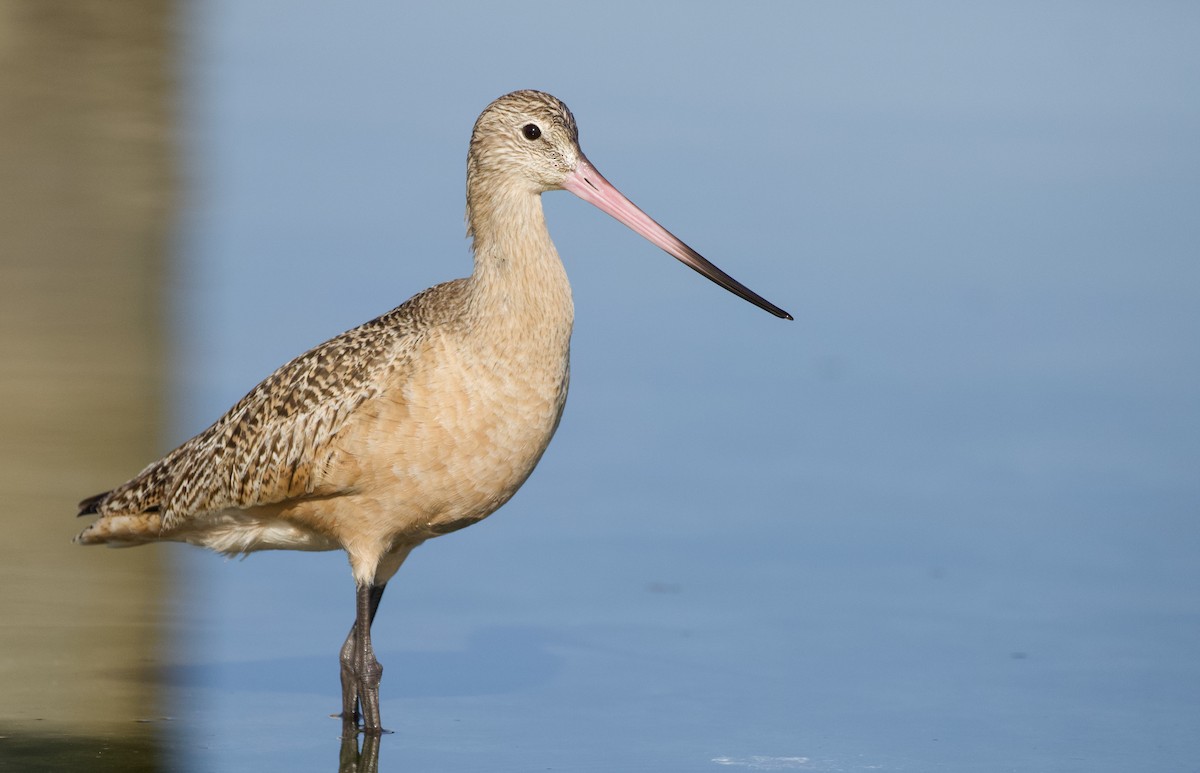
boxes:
[74,491,164,548]
[74,513,164,547]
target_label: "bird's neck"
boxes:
[465,187,574,335]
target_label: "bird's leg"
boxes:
[338,627,361,733]
[338,582,387,736]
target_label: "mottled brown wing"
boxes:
[79,281,464,527]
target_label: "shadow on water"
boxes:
[0,1,173,769]
[0,725,378,773]
[0,725,164,773]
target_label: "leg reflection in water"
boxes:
[339,732,380,773]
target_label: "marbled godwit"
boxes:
[75,90,791,735]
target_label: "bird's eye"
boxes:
[521,123,542,141]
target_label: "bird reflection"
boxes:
[338,732,380,773]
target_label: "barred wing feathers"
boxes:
[77,281,463,528]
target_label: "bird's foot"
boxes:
[334,710,392,738]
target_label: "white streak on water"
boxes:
[712,757,812,770]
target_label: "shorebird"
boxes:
[75,90,791,735]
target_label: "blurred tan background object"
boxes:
[0,0,173,766]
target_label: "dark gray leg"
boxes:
[339,583,387,736]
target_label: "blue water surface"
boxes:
[168,2,1200,771]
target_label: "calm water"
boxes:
[15,2,1200,772]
